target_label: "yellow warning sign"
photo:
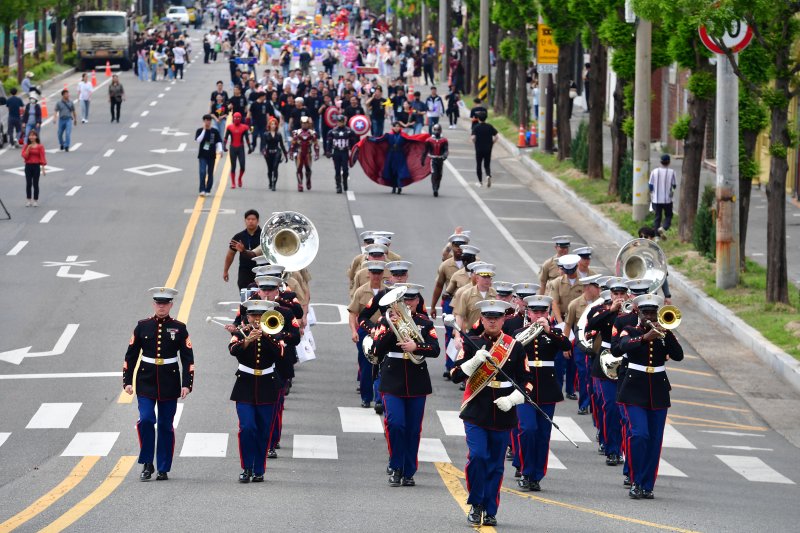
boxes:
[537,24,559,65]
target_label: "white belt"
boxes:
[141,356,178,365]
[487,380,512,389]
[627,363,665,374]
[527,359,555,368]
[387,352,413,360]
[601,341,611,349]
[238,363,275,376]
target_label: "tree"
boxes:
[0,0,25,67]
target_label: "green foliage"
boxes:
[693,185,716,260]
[618,151,634,204]
[572,121,589,173]
[687,71,715,99]
[63,50,77,67]
[670,114,691,140]
[770,141,788,159]
[622,115,634,138]
[623,83,634,113]
[539,0,581,45]
[739,142,760,181]
[3,77,17,93]
[762,87,787,111]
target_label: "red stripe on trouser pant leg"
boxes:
[238,420,245,469]
[623,405,634,483]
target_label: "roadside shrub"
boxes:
[572,121,588,173]
[618,151,633,204]
[693,185,717,259]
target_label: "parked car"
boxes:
[165,6,190,25]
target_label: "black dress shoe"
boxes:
[239,469,253,483]
[577,407,589,415]
[251,474,264,482]
[514,468,521,478]
[389,471,402,487]
[467,505,483,525]
[156,471,168,481]
[386,466,395,475]
[482,515,497,526]
[566,393,578,400]
[530,480,541,491]
[505,446,513,460]
[623,475,631,487]
[459,382,465,391]
[360,400,370,408]
[140,463,154,481]
[597,443,605,455]
[442,371,450,380]
[267,449,278,459]
[642,490,654,499]
[606,454,621,466]
[374,403,384,415]
[274,442,281,450]
[628,483,643,499]
[517,476,531,491]
[397,188,402,194]
[401,476,415,486]
[391,187,397,194]
[433,190,438,197]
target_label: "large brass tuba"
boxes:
[379,286,426,365]
[577,297,606,351]
[260,211,319,272]
[614,238,668,294]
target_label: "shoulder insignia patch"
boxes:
[129,334,135,346]
[611,326,618,336]
[429,328,438,339]
[185,337,192,349]
[620,331,628,337]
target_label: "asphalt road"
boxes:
[1,40,799,532]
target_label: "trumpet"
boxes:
[259,310,285,335]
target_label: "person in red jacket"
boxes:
[21,129,47,207]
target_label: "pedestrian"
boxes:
[260,118,288,191]
[173,40,188,79]
[137,48,149,81]
[422,48,435,85]
[649,154,677,237]
[55,89,77,151]
[77,73,93,123]
[223,112,252,189]
[446,85,460,129]
[469,97,488,133]
[223,209,262,289]
[470,115,498,187]
[211,93,228,140]
[410,91,425,134]
[21,129,46,207]
[366,86,387,137]
[108,74,125,123]
[425,86,444,133]
[5,87,24,148]
[123,287,194,482]
[21,95,42,141]
[195,114,223,196]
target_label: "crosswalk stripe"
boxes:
[436,410,465,436]
[179,432,228,457]
[61,432,119,456]
[293,434,338,459]
[662,424,697,449]
[716,455,795,484]
[418,438,451,463]
[0,432,10,448]
[338,406,383,433]
[548,451,566,470]
[658,458,687,477]
[26,403,82,429]
[550,416,591,443]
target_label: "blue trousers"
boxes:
[597,379,621,455]
[574,344,591,410]
[515,403,556,480]
[382,394,426,477]
[442,297,454,371]
[618,380,630,476]
[236,402,276,475]
[357,327,374,403]
[372,373,382,407]
[554,350,576,395]
[57,118,72,148]
[510,427,520,469]
[268,386,286,449]
[464,422,510,517]
[136,396,177,472]
[621,405,667,491]
[591,377,606,446]
[371,119,384,137]
[198,157,215,193]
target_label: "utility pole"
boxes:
[421,4,428,42]
[715,53,740,288]
[438,0,450,85]
[632,17,652,221]
[477,0,489,101]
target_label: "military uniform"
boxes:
[453,285,499,333]
[565,276,603,414]
[538,235,573,294]
[432,234,471,372]
[348,264,385,407]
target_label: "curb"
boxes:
[495,132,800,394]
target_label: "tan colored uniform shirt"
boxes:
[547,275,583,321]
[539,255,562,291]
[347,283,381,324]
[347,250,401,290]
[350,267,391,298]
[454,286,498,330]
[285,274,308,306]
[434,257,463,295]
[445,268,471,298]
[565,295,591,335]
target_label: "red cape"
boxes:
[351,132,432,187]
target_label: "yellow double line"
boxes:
[1,155,231,532]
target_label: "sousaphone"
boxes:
[260,211,319,272]
[614,238,668,293]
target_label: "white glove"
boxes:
[494,389,525,412]
[459,349,490,377]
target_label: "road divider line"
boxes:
[434,463,496,532]
[7,241,28,256]
[39,456,136,532]
[668,367,714,377]
[0,372,120,380]
[352,215,363,228]
[158,93,164,98]
[129,122,138,128]
[346,191,355,201]
[667,414,768,431]
[103,149,114,158]
[0,456,100,533]
[86,166,99,175]
[39,210,57,224]
[671,383,735,396]
[672,399,749,413]
[140,110,149,117]
[65,186,81,197]
[117,135,127,142]
[149,101,157,107]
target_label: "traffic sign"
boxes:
[699,20,753,54]
[537,24,559,66]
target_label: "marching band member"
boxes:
[564,275,602,415]
[453,263,498,345]
[538,235,572,294]
[350,243,392,297]
[443,244,480,300]
[546,254,583,400]
[618,294,683,499]
[513,295,571,492]
[573,246,597,279]
[372,284,440,486]
[124,287,194,482]
[494,281,523,333]
[348,260,387,408]
[450,300,531,527]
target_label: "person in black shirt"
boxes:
[289,97,309,131]
[225,209,262,289]
[344,95,364,120]
[470,97,488,133]
[195,114,223,196]
[391,87,406,115]
[248,92,269,152]
[470,116,498,188]
[366,87,387,136]
[304,87,321,135]
[228,85,248,117]
[210,80,229,107]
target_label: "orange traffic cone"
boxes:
[41,98,48,119]
[91,69,97,87]
[529,122,538,147]
[105,60,112,77]
[517,125,526,148]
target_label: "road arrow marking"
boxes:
[149,127,188,136]
[151,143,187,154]
[0,324,80,364]
[43,256,108,282]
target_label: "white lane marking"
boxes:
[549,416,591,443]
[352,214,364,228]
[26,403,82,429]
[165,87,171,91]
[70,142,83,152]
[158,93,165,98]
[497,217,563,223]
[7,241,28,256]
[66,186,81,196]
[0,433,9,448]
[103,149,114,157]
[0,147,9,156]
[61,432,119,456]
[40,210,57,224]
[548,451,567,470]
[149,101,158,107]
[130,122,139,128]
[117,135,127,142]
[700,430,765,437]
[346,191,356,201]
[445,160,540,273]
[484,198,545,203]
[338,406,383,433]
[0,323,81,364]
[86,166,99,175]
[0,371,120,380]
[293,434,338,459]
[437,410,465,436]
[180,432,228,457]
[662,424,697,449]
[716,455,795,484]
[418,438,451,463]
[658,458,687,477]
[141,110,149,116]
[713,445,774,452]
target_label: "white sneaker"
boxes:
[487,176,492,188]
[32,200,38,207]
[25,200,31,207]
[476,181,483,188]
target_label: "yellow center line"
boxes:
[667,414,768,431]
[438,463,702,533]
[668,367,714,377]
[672,399,749,413]
[38,456,136,533]
[434,463,497,532]
[671,383,734,396]
[0,457,100,533]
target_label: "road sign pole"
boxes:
[632,17,652,221]
[478,0,490,102]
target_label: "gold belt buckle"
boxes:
[488,381,500,388]
[646,366,654,374]
[155,358,164,365]
[254,369,263,376]
[532,360,542,368]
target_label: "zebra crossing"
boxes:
[0,402,795,485]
